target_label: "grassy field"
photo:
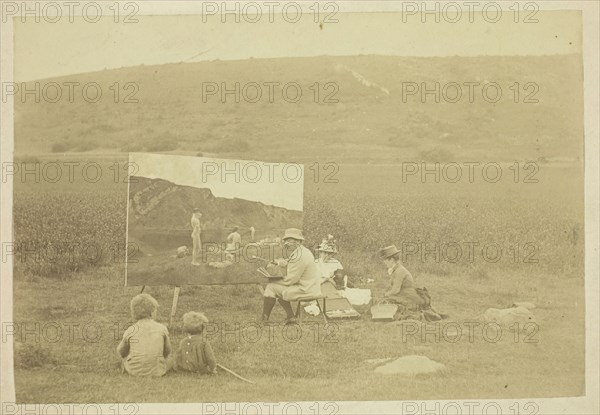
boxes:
[11,157,585,402]
[13,263,584,402]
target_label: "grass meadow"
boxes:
[11,157,585,402]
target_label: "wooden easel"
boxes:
[139,268,265,329]
[139,285,181,328]
[170,286,181,327]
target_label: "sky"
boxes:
[129,153,304,211]
[12,8,582,81]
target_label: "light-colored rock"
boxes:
[208,260,233,269]
[176,246,189,258]
[484,306,536,325]
[374,355,446,375]
[512,301,536,310]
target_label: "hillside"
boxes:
[128,176,302,249]
[15,55,583,162]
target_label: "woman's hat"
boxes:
[282,228,304,241]
[317,241,337,253]
[378,245,401,259]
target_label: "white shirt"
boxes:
[315,258,343,283]
[227,232,241,245]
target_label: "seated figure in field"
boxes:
[261,228,321,325]
[174,311,217,375]
[312,237,345,303]
[315,237,344,284]
[117,294,173,377]
[377,245,446,321]
[378,245,424,307]
[305,237,365,317]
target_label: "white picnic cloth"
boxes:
[339,288,372,306]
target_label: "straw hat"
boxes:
[282,228,304,241]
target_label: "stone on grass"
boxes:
[484,306,536,325]
[176,246,189,258]
[364,358,393,365]
[374,355,446,375]
[512,301,536,310]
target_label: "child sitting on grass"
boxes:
[175,311,217,374]
[117,293,172,377]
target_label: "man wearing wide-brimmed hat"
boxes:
[261,228,320,324]
[377,245,425,309]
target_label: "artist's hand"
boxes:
[275,258,288,267]
[322,276,335,286]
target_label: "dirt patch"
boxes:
[374,355,446,375]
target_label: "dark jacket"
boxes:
[175,335,216,374]
[384,263,425,307]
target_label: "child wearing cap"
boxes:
[117,294,172,377]
[175,311,217,374]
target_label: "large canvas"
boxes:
[125,153,303,286]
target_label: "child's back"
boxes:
[121,318,170,377]
[176,334,217,374]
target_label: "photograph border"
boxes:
[1,1,598,413]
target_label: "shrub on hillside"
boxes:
[146,139,178,152]
[145,131,179,152]
[208,137,250,153]
[51,141,72,153]
[121,142,144,152]
[75,139,99,152]
[419,148,454,163]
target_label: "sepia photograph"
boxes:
[0,1,598,414]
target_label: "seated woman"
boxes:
[315,238,344,284]
[377,245,425,319]
[303,237,362,317]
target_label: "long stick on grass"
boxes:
[217,363,255,384]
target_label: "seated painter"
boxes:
[261,228,321,325]
[312,237,347,302]
[303,236,370,317]
[376,245,447,321]
[315,237,344,284]
[314,236,359,290]
[378,245,425,310]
